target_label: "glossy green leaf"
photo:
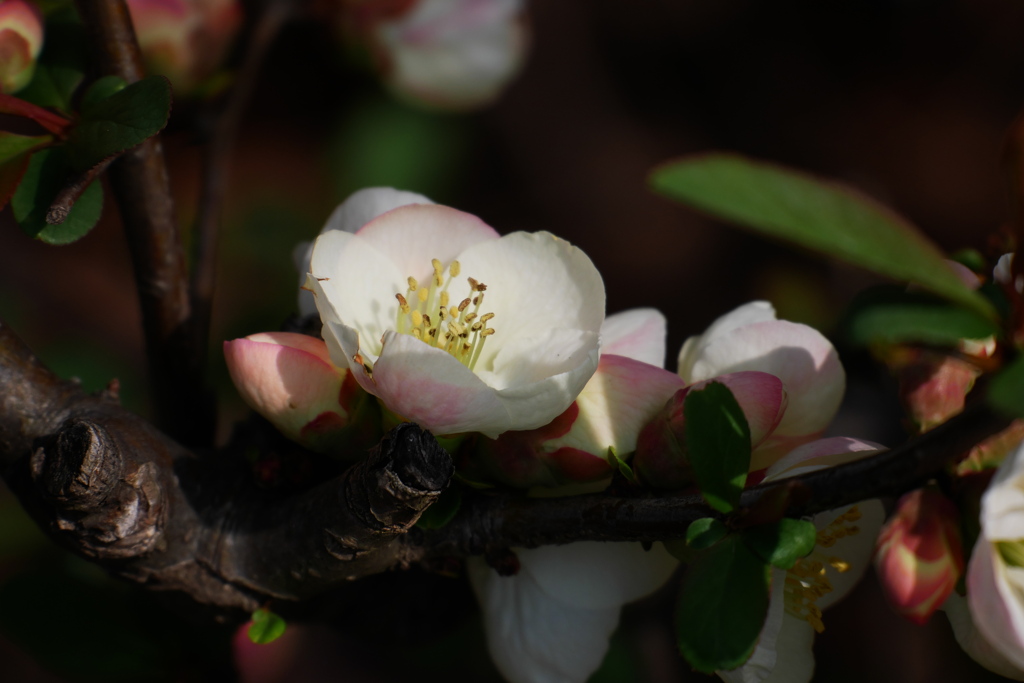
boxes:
[0,132,52,209]
[989,355,1024,419]
[684,382,752,513]
[742,518,817,570]
[80,75,128,111]
[650,154,995,319]
[676,535,771,673]
[686,517,728,551]
[11,148,103,244]
[247,609,287,645]
[17,17,86,113]
[67,75,172,171]
[844,287,999,347]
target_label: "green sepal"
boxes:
[686,517,728,551]
[742,518,817,570]
[247,609,287,645]
[684,382,751,513]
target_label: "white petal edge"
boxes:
[600,308,667,368]
[944,592,1024,681]
[678,301,777,381]
[519,542,678,611]
[968,533,1024,671]
[468,556,620,683]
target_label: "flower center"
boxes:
[783,505,862,633]
[393,258,497,370]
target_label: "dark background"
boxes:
[1,0,1021,680]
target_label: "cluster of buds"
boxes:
[0,0,43,94]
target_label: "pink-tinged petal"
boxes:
[468,556,620,683]
[371,330,509,436]
[520,542,678,611]
[0,0,43,94]
[874,489,963,624]
[543,354,685,457]
[355,203,499,283]
[944,592,1024,681]
[600,308,667,367]
[223,332,359,452]
[376,0,527,111]
[967,534,1024,671]
[689,372,787,450]
[296,188,434,315]
[763,437,885,482]
[686,319,844,441]
[678,301,777,381]
[978,440,1024,541]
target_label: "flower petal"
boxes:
[468,556,620,683]
[690,372,787,450]
[600,308,667,367]
[679,301,777,381]
[763,437,885,481]
[542,354,685,457]
[685,318,844,441]
[968,533,1024,671]
[296,188,435,315]
[518,542,678,611]
[813,499,885,609]
[944,592,1024,681]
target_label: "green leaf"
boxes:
[989,355,1024,419]
[80,75,128,111]
[608,447,638,484]
[650,154,995,319]
[676,535,771,673]
[17,18,86,113]
[67,75,172,171]
[11,147,103,244]
[843,287,999,347]
[415,484,462,530]
[742,518,817,570]
[684,382,752,513]
[0,132,52,209]
[686,517,728,551]
[247,609,287,645]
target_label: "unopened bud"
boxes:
[874,488,963,624]
[0,0,43,94]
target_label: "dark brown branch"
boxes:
[46,156,117,225]
[74,0,212,446]
[0,315,1014,614]
[190,0,296,408]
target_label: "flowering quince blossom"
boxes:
[126,0,242,93]
[677,301,845,472]
[348,0,527,110]
[223,332,368,453]
[0,0,43,94]
[467,309,682,683]
[873,488,963,625]
[965,439,1024,676]
[303,188,605,438]
[719,438,886,683]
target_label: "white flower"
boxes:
[304,188,604,438]
[966,439,1024,674]
[678,301,846,470]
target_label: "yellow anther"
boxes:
[828,558,850,573]
[465,312,478,323]
[438,307,447,320]
[481,328,496,337]
[418,288,429,303]
[471,322,484,332]
[480,312,495,323]
[432,258,442,274]
[440,291,450,308]
[408,276,418,291]
[411,311,424,327]
[449,261,461,277]
[412,328,422,340]
[450,306,460,318]
[458,298,471,312]
[396,293,410,313]
[423,313,432,327]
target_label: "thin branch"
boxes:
[74,0,213,446]
[190,0,297,405]
[46,156,117,224]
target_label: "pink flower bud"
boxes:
[0,0,43,94]
[127,0,242,94]
[888,348,982,434]
[223,332,368,454]
[633,371,787,489]
[874,488,964,624]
